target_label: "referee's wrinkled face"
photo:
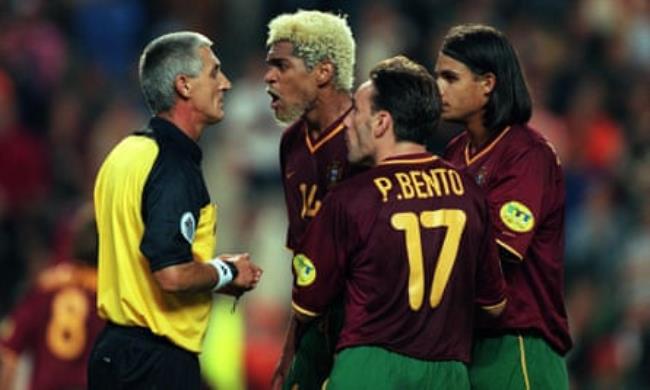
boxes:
[189,46,232,124]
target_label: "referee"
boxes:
[88,31,262,389]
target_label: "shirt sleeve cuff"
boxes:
[480,297,508,312]
[291,301,320,318]
[496,239,524,262]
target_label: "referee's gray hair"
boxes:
[139,31,213,114]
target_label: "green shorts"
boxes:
[469,334,568,390]
[283,302,344,390]
[326,346,469,390]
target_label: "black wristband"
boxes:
[225,260,239,280]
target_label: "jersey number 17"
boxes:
[391,209,467,311]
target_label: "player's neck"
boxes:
[466,115,490,151]
[376,142,427,164]
[158,107,204,142]
[304,90,352,137]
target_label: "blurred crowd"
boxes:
[0,0,647,389]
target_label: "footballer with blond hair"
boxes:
[264,9,360,390]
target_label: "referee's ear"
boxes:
[175,75,192,99]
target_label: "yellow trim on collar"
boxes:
[305,123,346,154]
[464,126,511,166]
[378,156,438,166]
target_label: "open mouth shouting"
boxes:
[266,88,281,110]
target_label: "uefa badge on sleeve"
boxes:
[180,212,196,244]
[293,253,316,286]
[499,201,535,233]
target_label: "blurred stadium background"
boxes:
[0,0,647,389]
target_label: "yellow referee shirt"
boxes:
[94,117,217,353]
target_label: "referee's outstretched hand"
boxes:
[217,253,263,296]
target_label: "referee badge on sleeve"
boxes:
[180,212,196,244]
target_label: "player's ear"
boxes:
[374,111,392,138]
[315,61,335,87]
[175,74,192,99]
[481,72,496,96]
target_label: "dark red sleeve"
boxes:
[1,288,49,354]
[475,219,507,309]
[279,131,291,250]
[489,146,550,260]
[291,196,353,317]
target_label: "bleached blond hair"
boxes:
[267,10,355,92]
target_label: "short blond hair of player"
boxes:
[267,9,355,92]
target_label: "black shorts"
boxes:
[88,323,200,390]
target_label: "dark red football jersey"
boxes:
[0,263,105,390]
[444,123,572,355]
[280,109,360,250]
[292,153,506,362]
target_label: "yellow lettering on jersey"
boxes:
[422,170,442,196]
[373,177,392,203]
[299,183,322,218]
[387,169,464,201]
[395,173,415,199]
[431,168,450,195]
[410,171,432,198]
[448,170,464,196]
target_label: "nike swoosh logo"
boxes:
[286,171,296,179]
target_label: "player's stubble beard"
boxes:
[273,99,315,127]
